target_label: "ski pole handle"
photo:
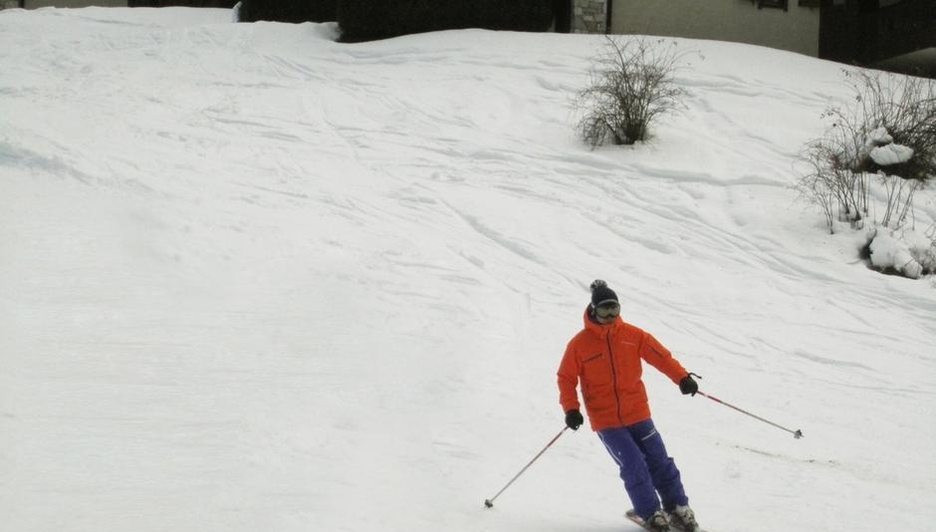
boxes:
[697,391,803,439]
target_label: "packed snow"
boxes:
[1,7,935,532]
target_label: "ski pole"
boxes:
[697,391,803,439]
[483,426,568,508]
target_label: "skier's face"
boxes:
[594,302,620,324]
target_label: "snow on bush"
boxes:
[865,126,893,147]
[797,74,936,279]
[867,227,936,279]
[860,128,932,277]
[870,143,914,166]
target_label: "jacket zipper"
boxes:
[605,329,625,426]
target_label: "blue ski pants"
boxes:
[597,419,688,520]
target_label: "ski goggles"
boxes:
[594,301,621,319]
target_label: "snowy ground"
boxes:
[2,7,935,532]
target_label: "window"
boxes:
[756,0,789,10]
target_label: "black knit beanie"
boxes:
[590,279,618,308]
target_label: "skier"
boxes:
[557,280,702,532]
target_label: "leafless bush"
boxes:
[797,70,935,234]
[845,70,936,182]
[574,36,686,147]
[881,175,920,229]
[798,133,869,230]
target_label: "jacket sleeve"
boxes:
[639,331,688,385]
[557,341,581,413]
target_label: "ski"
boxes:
[625,510,653,531]
[625,509,710,532]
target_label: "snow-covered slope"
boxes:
[1,7,934,532]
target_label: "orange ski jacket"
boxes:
[558,309,689,431]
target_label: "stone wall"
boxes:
[573,0,606,34]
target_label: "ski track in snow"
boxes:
[1,8,935,532]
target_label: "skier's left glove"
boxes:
[679,374,699,396]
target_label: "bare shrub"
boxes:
[880,174,920,229]
[798,135,869,230]
[574,36,686,147]
[845,70,936,182]
[797,70,936,278]
[797,70,935,234]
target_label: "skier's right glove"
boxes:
[565,409,584,430]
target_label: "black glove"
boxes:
[565,409,584,430]
[679,374,699,396]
